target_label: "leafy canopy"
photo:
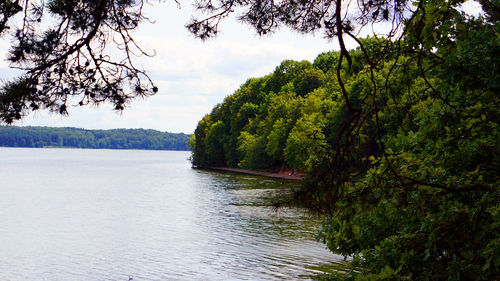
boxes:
[191,0,500,279]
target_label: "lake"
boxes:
[0,148,344,280]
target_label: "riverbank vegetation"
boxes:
[191,2,500,279]
[0,126,190,150]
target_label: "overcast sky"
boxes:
[0,1,482,134]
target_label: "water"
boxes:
[0,147,344,280]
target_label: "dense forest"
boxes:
[191,4,500,280]
[0,126,190,150]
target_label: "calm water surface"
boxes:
[0,148,343,280]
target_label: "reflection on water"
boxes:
[0,147,344,280]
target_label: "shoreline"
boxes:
[203,166,304,181]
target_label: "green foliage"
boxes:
[311,3,500,279]
[205,121,227,165]
[191,64,333,171]
[313,51,340,74]
[284,113,327,171]
[237,131,272,169]
[265,118,288,160]
[192,2,499,279]
[296,68,326,96]
[0,126,190,150]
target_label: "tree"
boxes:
[0,0,159,123]
[237,131,271,169]
[205,120,227,165]
[284,113,327,171]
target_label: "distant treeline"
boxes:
[0,126,190,150]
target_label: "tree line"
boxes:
[0,126,190,150]
[190,51,351,171]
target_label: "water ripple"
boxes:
[0,148,345,280]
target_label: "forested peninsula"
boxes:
[0,126,190,150]
[191,34,499,280]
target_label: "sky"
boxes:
[0,1,483,134]
[0,2,340,134]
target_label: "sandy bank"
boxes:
[204,166,304,181]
